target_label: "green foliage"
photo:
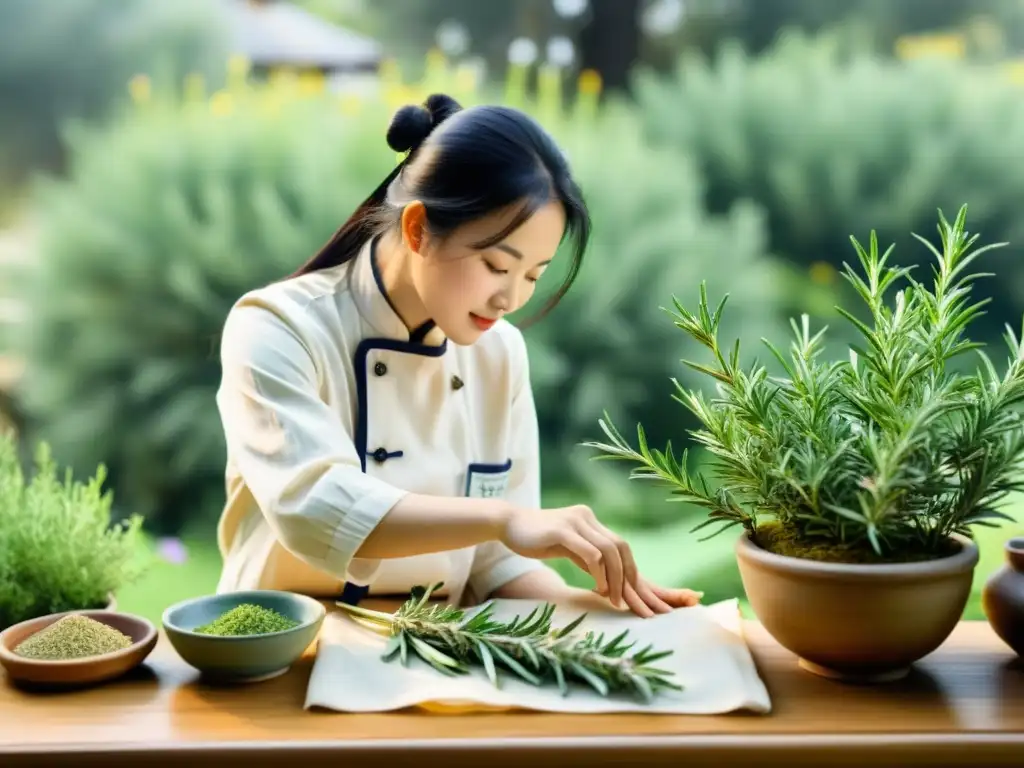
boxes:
[634,31,1024,350]
[0,0,229,188]
[9,87,395,533]
[585,208,1024,561]
[717,0,1002,54]
[0,431,149,630]
[519,100,795,518]
[339,581,681,701]
[9,63,796,533]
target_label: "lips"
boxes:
[470,313,497,331]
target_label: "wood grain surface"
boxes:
[1,599,1021,768]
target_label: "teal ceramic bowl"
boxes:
[162,590,326,683]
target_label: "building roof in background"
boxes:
[224,0,382,70]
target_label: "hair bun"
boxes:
[424,93,462,125]
[386,93,463,154]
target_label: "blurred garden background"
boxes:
[2,0,1024,624]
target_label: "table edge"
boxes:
[4,732,1023,756]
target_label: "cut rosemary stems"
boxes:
[337,582,682,702]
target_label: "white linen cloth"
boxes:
[304,596,772,715]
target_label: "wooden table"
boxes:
[1,601,1021,768]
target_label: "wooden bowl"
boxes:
[0,610,157,688]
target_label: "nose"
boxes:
[491,285,515,313]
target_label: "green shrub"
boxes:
[0,0,229,192]
[10,86,392,534]
[0,431,149,630]
[518,100,798,522]
[586,207,1023,563]
[9,64,799,534]
[634,30,1024,350]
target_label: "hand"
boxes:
[556,578,703,619]
[499,504,640,610]
[616,576,704,619]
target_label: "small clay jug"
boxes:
[981,537,1024,656]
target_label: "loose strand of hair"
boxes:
[285,162,404,280]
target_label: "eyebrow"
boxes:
[495,243,552,267]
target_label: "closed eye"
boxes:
[485,258,541,283]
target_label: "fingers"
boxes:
[635,579,674,614]
[621,579,704,618]
[614,532,640,593]
[559,531,609,597]
[650,582,704,607]
[577,522,626,610]
[573,506,639,610]
[622,581,655,618]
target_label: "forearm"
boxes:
[354,493,511,559]
[489,566,572,600]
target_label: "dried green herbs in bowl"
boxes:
[162,590,325,683]
[0,609,157,688]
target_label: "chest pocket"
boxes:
[465,460,513,499]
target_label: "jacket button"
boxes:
[372,447,388,463]
[374,362,387,376]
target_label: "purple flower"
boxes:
[156,537,189,565]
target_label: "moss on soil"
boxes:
[753,520,960,564]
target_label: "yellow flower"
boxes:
[298,69,326,97]
[378,58,401,85]
[128,74,151,104]
[425,47,447,71]
[228,54,251,78]
[578,69,603,96]
[338,94,362,116]
[183,73,206,104]
[210,90,234,117]
[454,63,480,95]
[1005,58,1024,86]
[809,261,836,285]
[894,33,965,61]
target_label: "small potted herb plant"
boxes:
[0,429,150,631]
[585,207,1022,682]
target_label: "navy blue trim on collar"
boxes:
[342,238,449,608]
[343,335,448,608]
[353,337,448,475]
[409,320,435,343]
[369,236,441,346]
[368,235,404,324]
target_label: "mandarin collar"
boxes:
[349,236,448,348]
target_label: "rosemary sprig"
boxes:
[336,582,682,703]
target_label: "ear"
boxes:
[400,201,428,255]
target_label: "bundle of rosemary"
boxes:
[337,583,682,703]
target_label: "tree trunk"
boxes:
[577,0,641,95]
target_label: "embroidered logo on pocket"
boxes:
[465,461,512,498]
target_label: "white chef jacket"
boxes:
[213,235,549,607]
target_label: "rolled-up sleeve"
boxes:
[466,330,550,599]
[216,300,406,584]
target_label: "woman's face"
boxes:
[404,200,567,345]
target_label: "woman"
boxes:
[214,93,701,618]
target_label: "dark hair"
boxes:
[288,93,590,325]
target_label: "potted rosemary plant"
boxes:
[584,206,1023,682]
[0,430,150,631]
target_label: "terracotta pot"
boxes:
[981,536,1024,657]
[735,530,978,683]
